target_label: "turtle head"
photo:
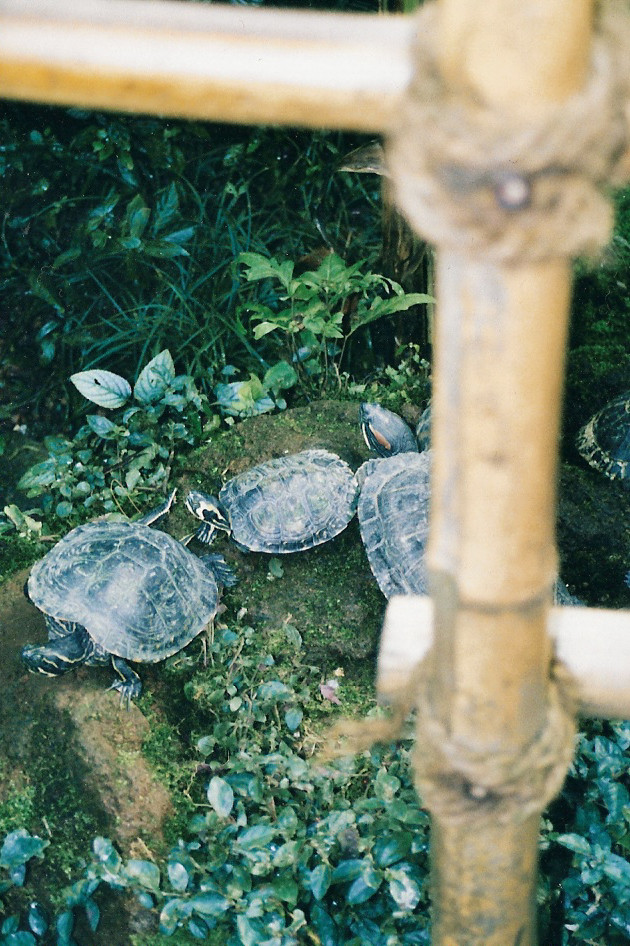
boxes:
[184,491,231,545]
[359,402,419,458]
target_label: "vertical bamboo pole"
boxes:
[423,2,594,944]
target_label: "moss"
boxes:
[0,534,43,584]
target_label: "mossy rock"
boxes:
[172,400,386,678]
[557,463,630,608]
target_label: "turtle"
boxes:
[358,402,419,457]
[21,491,235,704]
[576,391,630,482]
[356,402,431,597]
[357,450,431,598]
[185,448,359,553]
[415,402,432,451]
[358,403,581,603]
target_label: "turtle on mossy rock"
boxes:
[22,491,235,704]
[576,392,630,483]
[185,449,360,553]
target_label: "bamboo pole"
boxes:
[414,2,594,943]
[0,0,414,131]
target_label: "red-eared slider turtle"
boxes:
[185,448,359,553]
[22,492,235,704]
[357,451,432,598]
[576,392,630,482]
[359,402,419,457]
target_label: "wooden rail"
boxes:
[0,0,414,130]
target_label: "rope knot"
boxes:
[386,1,630,261]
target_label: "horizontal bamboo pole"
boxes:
[379,595,630,720]
[0,0,414,131]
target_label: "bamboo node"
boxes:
[411,659,578,825]
[386,1,630,261]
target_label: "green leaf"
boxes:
[349,292,434,335]
[55,501,73,518]
[284,707,303,732]
[153,182,179,233]
[92,837,121,870]
[0,830,48,869]
[263,361,298,394]
[167,861,189,892]
[134,349,176,404]
[125,194,151,239]
[235,824,275,850]
[196,735,216,756]
[56,911,74,946]
[159,897,191,935]
[387,868,422,910]
[252,321,280,340]
[71,370,131,408]
[310,903,339,946]
[189,892,230,917]
[267,558,284,579]
[257,680,292,702]
[309,864,332,900]
[238,252,294,290]
[84,897,100,932]
[272,875,298,904]
[124,859,161,891]
[554,833,592,856]
[346,865,382,904]
[86,414,119,439]
[236,915,265,946]
[17,459,57,492]
[207,776,234,818]
[373,832,412,868]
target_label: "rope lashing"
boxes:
[411,659,578,825]
[386,1,630,262]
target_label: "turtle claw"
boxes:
[108,677,141,709]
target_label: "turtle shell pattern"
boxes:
[576,392,630,481]
[27,521,220,662]
[357,451,431,598]
[219,449,359,553]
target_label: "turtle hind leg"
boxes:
[108,656,142,708]
[22,626,93,677]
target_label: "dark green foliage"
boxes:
[0,103,380,432]
[565,190,630,445]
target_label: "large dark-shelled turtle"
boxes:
[185,448,359,553]
[22,492,234,703]
[576,392,630,482]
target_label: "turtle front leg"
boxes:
[22,627,93,677]
[108,656,142,707]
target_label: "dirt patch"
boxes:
[0,571,173,944]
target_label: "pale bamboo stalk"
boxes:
[378,596,630,720]
[0,0,414,131]
[417,2,595,944]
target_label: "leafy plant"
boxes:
[56,622,431,945]
[17,350,214,520]
[0,829,49,946]
[236,251,433,395]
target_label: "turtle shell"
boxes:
[219,449,359,553]
[357,451,431,598]
[27,521,220,662]
[415,402,431,451]
[576,393,630,481]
